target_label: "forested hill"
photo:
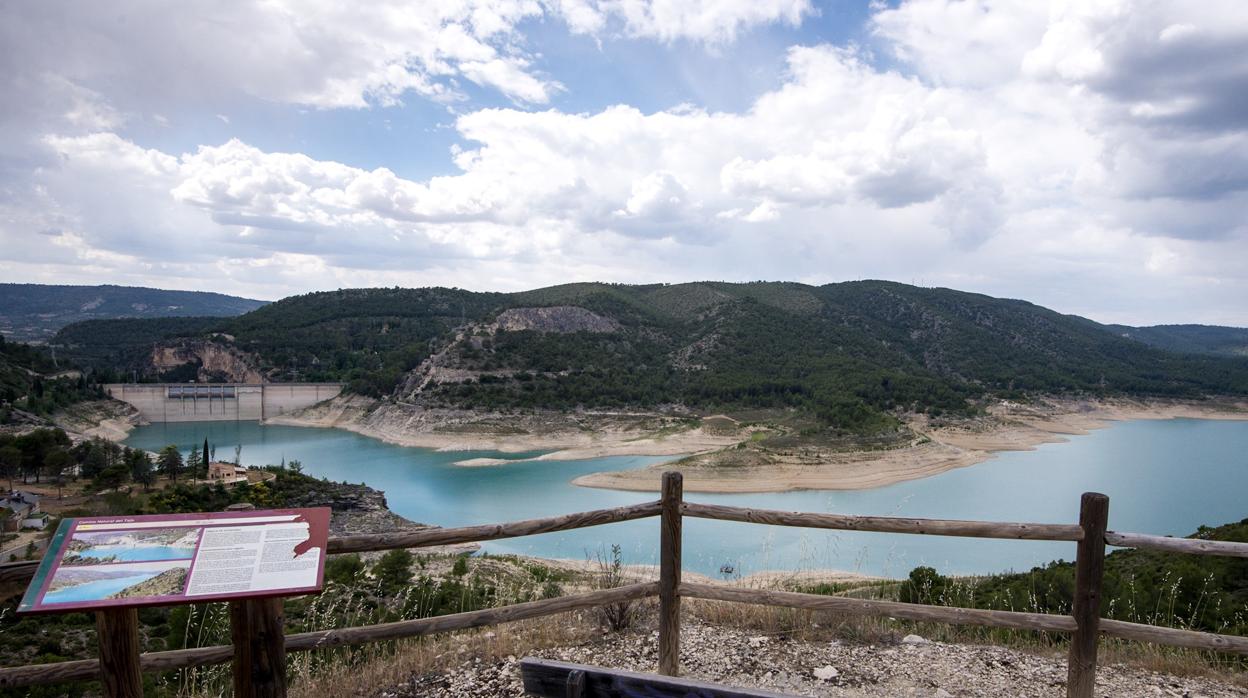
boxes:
[0,336,101,421]
[52,281,1248,433]
[0,283,266,342]
[1104,324,1248,357]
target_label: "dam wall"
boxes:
[104,383,344,423]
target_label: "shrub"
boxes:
[593,544,640,632]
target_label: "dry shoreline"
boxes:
[262,395,744,460]
[572,397,1248,493]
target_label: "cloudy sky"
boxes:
[2,0,1246,325]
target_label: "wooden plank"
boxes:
[328,501,662,554]
[680,582,1079,633]
[658,471,683,676]
[1099,618,1248,654]
[0,559,39,585]
[683,502,1084,541]
[0,583,660,689]
[94,608,143,698]
[1067,492,1109,698]
[1105,531,1248,558]
[520,658,801,698]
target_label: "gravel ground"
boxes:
[385,619,1247,698]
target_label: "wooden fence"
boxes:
[1,472,1246,697]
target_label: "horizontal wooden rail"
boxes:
[680,582,1078,633]
[1105,531,1248,558]
[1099,618,1248,654]
[682,502,1084,541]
[0,583,659,688]
[682,583,1248,657]
[328,501,662,554]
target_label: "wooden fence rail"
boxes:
[0,583,659,688]
[328,501,663,554]
[1,472,1245,698]
[682,502,1086,541]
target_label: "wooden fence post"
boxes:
[1067,492,1109,698]
[95,607,143,698]
[224,502,288,698]
[230,597,288,698]
[658,471,683,676]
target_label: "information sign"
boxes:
[18,508,330,614]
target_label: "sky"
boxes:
[1,0,1246,326]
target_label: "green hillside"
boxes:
[900,516,1248,636]
[52,281,1248,434]
[0,336,100,421]
[0,283,266,343]
[1107,324,1248,357]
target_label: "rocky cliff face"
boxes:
[149,340,265,383]
[493,306,620,333]
[393,306,621,400]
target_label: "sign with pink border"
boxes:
[18,508,330,614]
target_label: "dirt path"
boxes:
[385,617,1248,697]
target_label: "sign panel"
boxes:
[18,508,330,614]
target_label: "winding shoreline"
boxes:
[91,393,1248,495]
[572,397,1248,493]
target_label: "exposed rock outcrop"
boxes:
[149,340,265,383]
[53,399,144,442]
[493,306,620,334]
[393,306,620,400]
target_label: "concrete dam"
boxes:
[105,383,344,423]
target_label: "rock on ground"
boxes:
[382,619,1247,697]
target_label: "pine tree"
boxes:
[158,445,184,483]
[129,450,156,492]
[186,448,202,482]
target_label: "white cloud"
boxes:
[556,0,815,43]
[2,0,1247,324]
[2,1,560,113]
[2,0,818,120]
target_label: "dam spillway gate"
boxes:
[104,383,343,422]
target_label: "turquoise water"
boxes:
[44,575,154,604]
[123,419,1248,579]
[75,546,196,562]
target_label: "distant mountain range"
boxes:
[49,281,1248,434]
[0,284,266,342]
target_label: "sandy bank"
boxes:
[574,397,1248,494]
[265,396,742,463]
[572,440,985,493]
[52,399,145,443]
[453,457,515,467]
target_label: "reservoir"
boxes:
[123,419,1248,579]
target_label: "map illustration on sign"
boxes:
[18,508,330,614]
